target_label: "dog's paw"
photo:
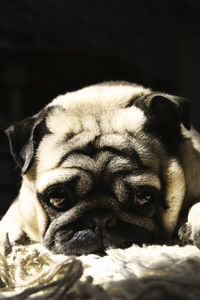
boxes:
[179,203,200,248]
[0,228,30,256]
[179,222,200,248]
[0,200,32,255]
[178,222,192,244]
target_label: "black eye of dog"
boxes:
[123,185,159,208]
[46,190,67,209]
[46,190,74,210]
[41,182,77,210]
[49,197,65,208]
[133,185,160,207]
[136,194,152,206]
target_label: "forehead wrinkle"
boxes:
[36,168,79,193]
[47,97,145,139]
[126,173,161,190]
[95,134,134,152]
[37,130,99,173]
[106,155,139,174]
[38,110,164,176]
[60,151,127,175]
[96,133,161,172]
[61,154,98,173]
[57,132,138,167]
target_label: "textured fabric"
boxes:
[0,243,200,299]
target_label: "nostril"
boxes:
[83,210,117,229]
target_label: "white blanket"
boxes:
[0,243,200,299]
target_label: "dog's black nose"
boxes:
[84,210,117,229]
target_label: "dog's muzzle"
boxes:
[42,197,162,255]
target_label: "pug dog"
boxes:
[0,81,199,256]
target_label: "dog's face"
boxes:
[6,82,190,255]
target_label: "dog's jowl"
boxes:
[1,82,200,255]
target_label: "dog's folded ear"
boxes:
[5,110,46,174]
[134,93,191,130]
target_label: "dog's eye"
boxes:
[49,197,65,208]
[133,185,160,208]
[122,184,159,208]
[40,181,78,210]
[136,195,152,206]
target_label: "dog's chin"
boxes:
[49,221,158,255]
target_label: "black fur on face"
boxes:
[49,210,157,255]
[41,206,161,255]
[38,180,163,255]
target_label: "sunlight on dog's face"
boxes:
[36,110,163,254]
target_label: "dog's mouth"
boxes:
[52,227,104,255]
[44,216,160,255]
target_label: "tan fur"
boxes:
[159,159,186,236]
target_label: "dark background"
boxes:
[1,0,200,214]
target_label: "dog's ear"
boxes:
[134,93,191,130]
[5,110,46,174]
